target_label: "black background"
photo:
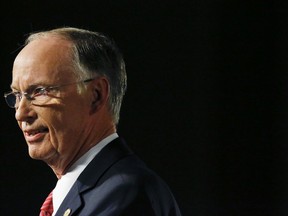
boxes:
[1,0,288,215]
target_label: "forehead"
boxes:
[11,37,76,89]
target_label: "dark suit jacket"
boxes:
[54,137,182,216]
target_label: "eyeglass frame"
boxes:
[4,78,96,108]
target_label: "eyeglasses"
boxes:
[4,78,95,108]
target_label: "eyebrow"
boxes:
[10,83,47,93]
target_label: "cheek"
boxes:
[47,117,86,156]
[46,108,85,142]
[41,96,90,147]
[39,109,66,143]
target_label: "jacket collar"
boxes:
[54,137,134,216]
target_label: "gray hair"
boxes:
[25,27,127,125]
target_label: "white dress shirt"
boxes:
[52,133,119,215]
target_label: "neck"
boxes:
[51,121,116,179]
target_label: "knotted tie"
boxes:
[40,191,53,216]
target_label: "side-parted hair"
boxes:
[25,27,127,125]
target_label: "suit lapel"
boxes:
[54,186,82,216]
[54,137,133,216]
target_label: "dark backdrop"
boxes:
[0,1,287,215]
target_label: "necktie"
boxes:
[40,191,53,216]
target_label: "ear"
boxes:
[90,77,110,112]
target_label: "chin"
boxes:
[28,151,41,160]
[28,146,44,160]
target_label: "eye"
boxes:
[32,87,47,97]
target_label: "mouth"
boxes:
[25,128,49,136]
[24,127,49,142]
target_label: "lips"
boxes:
[26,128,48,136]
[24,127,49,142]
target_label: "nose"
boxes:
[15,97,36,124]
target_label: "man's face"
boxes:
[11,37,92,167]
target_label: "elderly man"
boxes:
[4,27,182,216]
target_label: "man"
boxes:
[4,27,182,216]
